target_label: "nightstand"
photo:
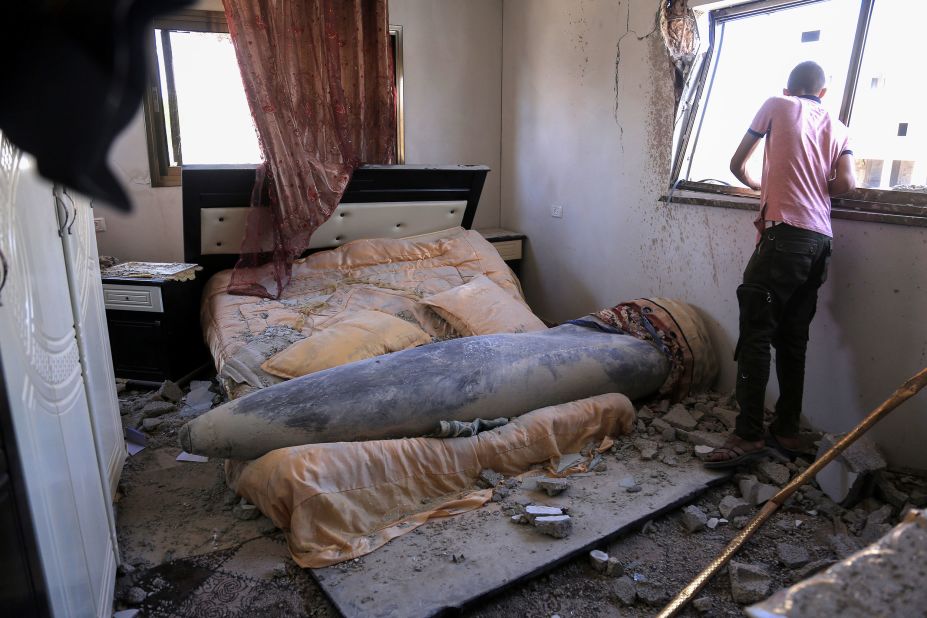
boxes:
[478,228,526,276]
[102,274,209,383]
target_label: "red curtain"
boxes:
[223,0,396,298]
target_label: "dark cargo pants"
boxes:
[734,223,831,441]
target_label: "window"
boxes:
[143,10,405,187]
[669,0,927,226]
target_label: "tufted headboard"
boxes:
[182,164,488,278]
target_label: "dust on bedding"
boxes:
[202,228,522,393]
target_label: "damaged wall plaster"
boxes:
[501,0,927,468]
[98,0,504,262]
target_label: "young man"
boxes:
[705,61,856,468]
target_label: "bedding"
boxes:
[420,274,547,336]
[200,227,524,397]
[225,393,636,567]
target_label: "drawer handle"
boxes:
[0,247,8,308]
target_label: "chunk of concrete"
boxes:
[141,400,174,419]
[534,515,572,538]
[694,444,714,460]
[709,407,738,430]
[612,576,636,606]
[524,504,563,523]
[606,557,623,576]
[477,469,503,489]
[681,505,708,533]
[776,542,810,568]
[815,433,886,506]
[686,430,727,449]
[719,495,751,519]
[757,461,790,486]
[156,380,184,404]
[233,499,261,521]
[589,549,609,572]
[663,404,697,430]
[635,580,669,606]
[707,517,719,530]
[729,561,771,604]
[536,478,570,497]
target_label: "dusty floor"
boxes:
[113,380,927,617]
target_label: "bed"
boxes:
[182,164,518,398]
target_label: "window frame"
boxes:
[143,10,406,188]
[666,0,927,228]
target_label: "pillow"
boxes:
[261,310,432,379]
[420,275,547,336]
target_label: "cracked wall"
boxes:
[501,0,927,468]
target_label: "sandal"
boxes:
[703,439,768,469]
[765,434,804,461]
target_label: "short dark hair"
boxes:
[787,61,826,94]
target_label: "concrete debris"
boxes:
[692,596,713,612]
[618,475,637,488]
[751,483,778,506]
[556,452,584,473]
[875,475,910,509]
[828,534,862,557]
[536,478,570,497]
[612,576,637,606]
[706,517,719,530]
[757,461,790,486]
[732,516,750,529]
[651,417,672,433]
[866,503,894,527]
[640,446,658,461]
[491,486,510,502]
[589,549,609,571]
[656,399,670,413]
[524,504,563,523]
[685,430,727,450]
[142,418,162,432]
[859,522,892,544]
[815,433,886,506]
[792,559,836,581]
[709,407,738,430]
[122,586,147,605]
[232,499,261,521]
[693,444,714,460]
[728,561,771,604]
[719,495,751,519]
[637,406,654,420]
[673,442,688,455]
[662,427,677,442]
[140,400,174,419]
[626,484,643,493]
[663,404,697,430]
[606,557,623,576]
[635,580,669,606]
[534,515,572,538]
[681,505,708,533]
[184,382,216,414]
[477,469,503,489]
[156,380,183,403]
[776,542,811,568]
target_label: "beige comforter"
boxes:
[201,227,524,397]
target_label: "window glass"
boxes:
[155,29,262,165]
[848,0,927,189]
[684,0,858,187]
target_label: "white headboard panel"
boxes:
[200,200,468,255]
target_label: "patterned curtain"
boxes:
[223,0,396,298]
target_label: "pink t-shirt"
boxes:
[748,95,851,238]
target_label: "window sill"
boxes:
[661,181,927,228]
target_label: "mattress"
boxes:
[200,227,525,397]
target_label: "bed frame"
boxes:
[182,164,489,278]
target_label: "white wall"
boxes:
[98,0,504,261]
[501,0,927,468]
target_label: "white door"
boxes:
[58,186,126,498]
[0,140,117,617]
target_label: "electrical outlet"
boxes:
[94,217,107,232]
[551,204,564,218]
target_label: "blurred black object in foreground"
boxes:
[0,0,193,210]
